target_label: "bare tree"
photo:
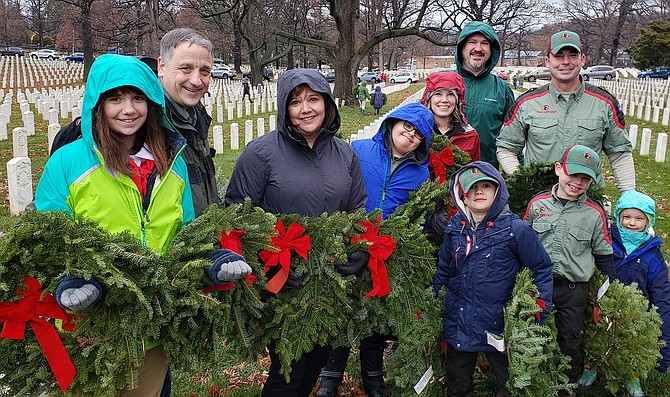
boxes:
[252,0,454,105]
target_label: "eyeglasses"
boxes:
[401,121,424,141]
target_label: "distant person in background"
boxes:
[422,71,480,161]
[353,81,371,115]
[372,86,384,115]
[455,21,515,168]
[242,75,253,102]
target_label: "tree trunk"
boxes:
[81,0,93,82]
[332,0,360,107]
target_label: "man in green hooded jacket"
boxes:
[456,21,515,169]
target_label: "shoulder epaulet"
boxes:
[584,83,625,129]
[503,84,551,125]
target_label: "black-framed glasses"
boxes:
[401,121,424,141]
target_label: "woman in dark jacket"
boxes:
[225,68,367,397]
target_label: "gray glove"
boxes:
[54,275,102,312]
[208,249,252,283]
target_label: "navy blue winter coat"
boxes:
[433,161,553,352]
[613,227,670,372]
[352,102,433,219]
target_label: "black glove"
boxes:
[428,196,448,236]
[335,251,370,277]
[266,265,303,289]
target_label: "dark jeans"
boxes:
[262,344,331,397]
[446,344,510,397]
[320,332,388,389]
[553,278,590,383]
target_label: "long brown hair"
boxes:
[92,86,171,177]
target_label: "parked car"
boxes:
[580,65,616,81]
[390,71,419,84]
[637,67,670,80]
[0,47,24,57]
[211,66,236,79]
[358,71,381,83]
[65,52,84,63]
[524,67,551,82]
[495,71,509,80]
[30,49,60,60]
[324,71,335,83]
[213,58,224,65]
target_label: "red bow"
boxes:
[204,230,256,294]
[593,305,602,325]
[259,220,310,293]
[352,217,396,298]
[0,276,77,392]
[429,147,455,185]
[529,291,547,321]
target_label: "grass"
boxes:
[3,82,670,395]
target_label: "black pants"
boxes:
[320,332,388,389]
[446,344,510,397]
[262,344,331,397]
[553,278,590,383]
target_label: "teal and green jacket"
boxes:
[456,21,515,168]
[35,54,195,254]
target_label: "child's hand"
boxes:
[208,249,252,283]
[54,275,102,312]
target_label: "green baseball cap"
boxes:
[458,167,497,194]
[549,31,582,56]
[561,145,600,180]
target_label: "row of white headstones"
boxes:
[5,73,385,215]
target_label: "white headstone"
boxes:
[49,108,59,125]
[237,102,243,118]
[230,123,239,150]
[228,106,234,121]
[245,101,251,116]
[628,124,638,149]
[0,121,7,141]
[244,120,253,146]
[7,157,33,215]
[636,103,644,119]
[213,125,224,153]
[269,115,276,132]
[217,104,223,123]
[655,133,667,162]
[640,128,652,156]
[257,118,265,137]
[48,124,61,153]
[645,104,652,121]
[653,106,660,123]
[23,111,34,135]
[12,127,28,157]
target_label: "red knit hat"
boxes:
[421,72,467,110]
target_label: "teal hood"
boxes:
[614,190,656,228]
[456,21,501,79]
[81,54,168,149]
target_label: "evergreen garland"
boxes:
[162,200,276,371]
[256,210,368,380]
[385,288,447,397]
[584,271,664,394]
[504,268,573,396]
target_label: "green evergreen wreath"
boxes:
[0,211,169,396]
[584,271,664,394]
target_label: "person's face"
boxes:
[545,47,585,86]
[158,42,212,108]
[288,86,326,140]
[103,90,148,147]
[391,120,422,157]
[463,180,497,220]
[429,89,457,119]
[461,33,491,75]
[554,163,593,200]
[619,208,648,232]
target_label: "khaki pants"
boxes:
[119,345,168,397]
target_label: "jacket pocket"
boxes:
[576,119,604,148]
[568,226,591,255]
[531,117,559,142]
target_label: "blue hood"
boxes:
[450,160,509,224]
[374,102,433,165]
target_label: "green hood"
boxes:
[456,21,501,79]
[81,54,168,149]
